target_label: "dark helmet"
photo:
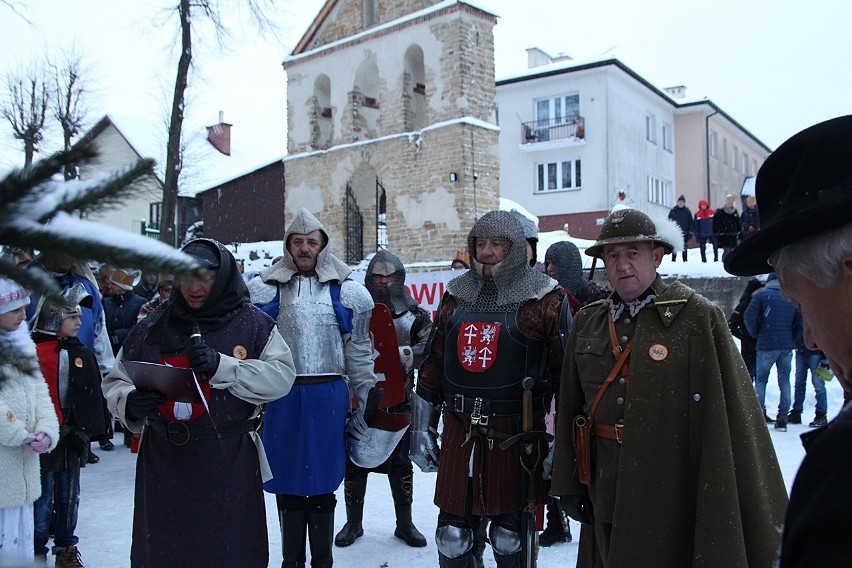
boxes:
[585,208,680,258]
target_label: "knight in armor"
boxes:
[550,209,787,567]
[333,248,430,549]
[412,210,565,568]
[248,208,378,568]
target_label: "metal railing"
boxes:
[345,183,363,264]
[520,116,585,144]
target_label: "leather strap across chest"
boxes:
[587,307,633,421]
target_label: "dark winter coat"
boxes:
[740,204,761,240]
[693,200,714,239]
[551,276,787,568]
[417,290,564,516]
[104,305,294,568]
[33,334,106,471]
[667,204,693,241]
[728,278,764,360]
[713,206,740,249]
[781,406,852,567]
[103,290,147,355]
[744,275,802,351]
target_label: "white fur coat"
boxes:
[0,324,59,509]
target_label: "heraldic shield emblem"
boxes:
[457,321,502,372]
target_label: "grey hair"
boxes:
[770,223,852,288]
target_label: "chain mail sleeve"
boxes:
[340,280,378,407]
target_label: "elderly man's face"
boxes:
[475,237,508,278]
[287,230,324,276]
[602,242,663,302]
[779,263,852,391]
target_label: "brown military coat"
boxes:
[551,276,787,568]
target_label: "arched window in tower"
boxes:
[313,74,332,149]
[403,44,426,131]
[352,59,380,140]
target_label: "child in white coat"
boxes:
[0,277,59,565]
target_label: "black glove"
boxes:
[126,389,166,421]
[65,428,90,456]
[560,494,594,525]
[187,342,220,377]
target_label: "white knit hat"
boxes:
[0,277,30,314]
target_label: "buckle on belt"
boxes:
[614,423,623,444]
[164,422,191,445]
[471,396,488,426]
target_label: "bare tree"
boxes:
[158,0,279,246]
[1,66,51,167]
[51,50,91,180]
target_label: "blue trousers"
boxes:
[755,349,792,420]
[792,350,827,415]
[34,468,80,556]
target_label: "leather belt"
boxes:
[295,374,341,385]
[593,422,624,443]
[146,417,260,445]
[445,393,544,418]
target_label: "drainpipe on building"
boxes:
[705,109,718,204]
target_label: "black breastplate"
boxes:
[443,305,547,405]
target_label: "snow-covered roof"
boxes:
[289,0,497,63]
[178,125,285,198]
[88,113,286,198]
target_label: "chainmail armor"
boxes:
[544,241,584,295]
[365,249,418,314]
[447,210,555,310]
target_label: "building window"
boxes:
[536,159,582,192]
[730,144,738,170]
[647,175,672,206]
[709,130,718,157]
[662,123,673,151]
[535,94,580,126]
[723,138,728,164]
[646,114,657,143]
[742,150,749,175]
[752,158,758,176]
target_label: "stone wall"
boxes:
[284,121,499,264]
[588,270,749,318]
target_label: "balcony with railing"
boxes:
[520,116,585,145]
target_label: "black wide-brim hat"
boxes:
[725,115,852,276]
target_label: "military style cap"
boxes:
[585,208,677,258]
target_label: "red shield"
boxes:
[457,321,501,372]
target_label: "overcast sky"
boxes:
[2,0,850,170]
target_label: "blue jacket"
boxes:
[744,274,802,351]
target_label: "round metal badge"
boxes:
[648,343,668,361]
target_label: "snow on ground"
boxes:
[72,359,846,568]
[73,211,839,567]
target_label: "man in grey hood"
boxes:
[248,207,378,568]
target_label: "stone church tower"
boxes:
[284,0,499,264]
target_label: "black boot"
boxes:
[394,504,427,547]
[307,512,335,568]
[389,474,427,547]
[539,502,571,547]
[279,509,307,568]
[335,476,366,547]
[334,503,363,547]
